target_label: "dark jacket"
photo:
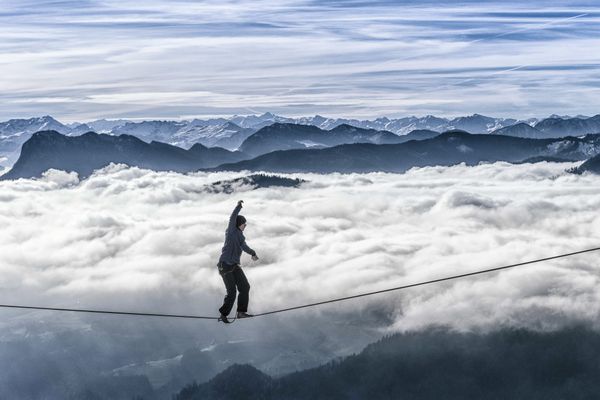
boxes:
[218,204,256,265]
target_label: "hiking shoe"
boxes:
[236,312,254,319]
[218,314,231,324]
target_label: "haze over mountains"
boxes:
[2,112,600,179]
[1,131,247,180]
[217,132,600,174]
[237,123,438,157]
[0,112,598,160]
[175,327,600,400]
[5,129,600,180]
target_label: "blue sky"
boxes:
[1,0,599,121]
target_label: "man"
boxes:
[217,200,259,323]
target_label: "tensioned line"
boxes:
[1,246,599,320]
[0,304,219,320]
[254,246,600,316]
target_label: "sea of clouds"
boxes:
[1,161,600,336]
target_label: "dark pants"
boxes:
[218,263,250,316]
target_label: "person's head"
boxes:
[236,215,247,231]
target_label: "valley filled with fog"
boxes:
[1,161,600,397]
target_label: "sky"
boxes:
[1,0,599,122]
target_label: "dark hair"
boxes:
[236,215,247,227]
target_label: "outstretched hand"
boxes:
[238,200,244,207]
[252,255,259,261]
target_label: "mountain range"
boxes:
[238,123,439,157]
[0,116,70,167]
[570,152,600,174]
[214,132,600,174]
[230,112,521,134]
[2,112,600,178]
[5,129,600,180]
[2,113,600,171]
[63,112,600,139]
[1,131,247,180]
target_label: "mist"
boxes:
[1,161,600,397]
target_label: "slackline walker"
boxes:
[216,200,259,324]
[1,246,599,321]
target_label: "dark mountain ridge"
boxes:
[492,122,545,138]
[534,114,600,137]
[175,326,600,400]
[448,113,516,133]
[2,114,599,172]
[1,130,248,180]
[570,152,600,174]
[238,123,418,157]
[207,174,306,194]
[5,130,600,180]
[214,131,600,174]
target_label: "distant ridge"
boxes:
[238,123,428,157]
[1,131,248,180]
[213,131,600,174]
[570,153,600,174]
[492,122,546,138]
[175,327,600,400]
[534,115,600,137]
[2,113,599,172]
[6,130,600,180]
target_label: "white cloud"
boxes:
[1,161,600,335]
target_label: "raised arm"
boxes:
[227,200,243,231]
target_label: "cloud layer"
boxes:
[1,0,599,121]
[1,161,600,334]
